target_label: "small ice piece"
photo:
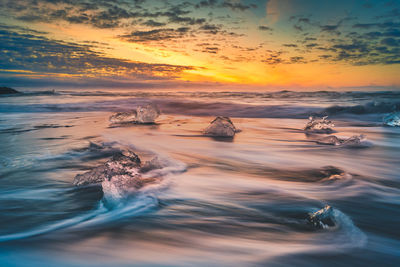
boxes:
[316,134,366,147]
[341,134,366,146]
[109,104,160,124]
[316,135,342,145]
[319,166,352,181]
[74,150,162,207]
[304,116,335,133]
[307,205,336,229]
[109,111,137,124]
[383,112,400,127]
[204,116,237,137]
[101,172,143,204]
[135,104,161,124]
[141,156,168,173]
[73,165,108,186]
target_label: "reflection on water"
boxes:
[0,91,399,266]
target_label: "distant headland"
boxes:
[0,86,20,95]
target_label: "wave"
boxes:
[54,90,400,100]
[0,97,319,118]
[316,207,367,249]
[4,89,399,102]
[0,90,57,97]
[268,206,367,262]
[0,151,181,241]
[0,201,105,242]
[2,92,399,120]
[322,101,400,115]
[0,193,158,242]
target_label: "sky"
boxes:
[0,0,400,90]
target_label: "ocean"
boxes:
[0,89,399,266]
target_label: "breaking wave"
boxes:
[322,101,400,115]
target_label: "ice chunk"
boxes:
[316,135,342,145]
[307,205,336,229]
[109,111,137,124]
[73,151,141,186]
[304,116,335,133]
[316,134,366,147]
[204,116,237,137]
[383,112,400,127]
[135,104,161,124]
[109,104,160,124]
[341,134,366,146]
[140,156,169,173]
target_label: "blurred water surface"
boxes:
[0,90,399,266]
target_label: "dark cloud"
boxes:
[0,26,194,80]
[298,18,310,24]
[262,57,283,65]
[202,47,219,54]
[290,56,306,63]
[199,23,220,34]
[384,28,400,37]
[376,6,400,19]
[281,8,400,66]
[381,37,399,46]
[290,17,353,36]
[259,26,273,31]
[2,0,255,31]
[1,0,207,29]
[320,24,340,32]
[294,25,303,31]
[291,16,313,32]
[0,23,47,35]
[333,42,368,53]
[194,0,257,11]
[314,34,400,65]
[353,22,400,29]
[364,31,382,38]
[261,50,310,65]
[304,37,317,42]
[221,1,256,11]
[319,19,346,34]
[198,23,243,37]
[319,54,332,59]
[119,27,191,42]
[261,51,285,65]
[8,0,139,28]
[352,23,378,29]
[195,42,221,54]
[283,44,298,47]
[305,43,318,48]
[1,0,250,48]
[168,15,206,25]
[195,0,218,8]
[142,20,167,27]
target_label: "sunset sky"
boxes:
[1,0,400,90]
